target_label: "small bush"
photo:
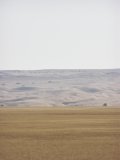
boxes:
[103,103,107,107]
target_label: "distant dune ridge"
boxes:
[0,69,120,107]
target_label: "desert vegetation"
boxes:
[0,107,120,160]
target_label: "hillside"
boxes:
[0,69,120,107]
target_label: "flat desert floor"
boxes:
[0,107,120,160]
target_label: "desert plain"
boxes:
[0,107,120,160]
[0,69,120,107]
[0,69,120,159]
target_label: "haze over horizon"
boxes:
[0,0,120,70]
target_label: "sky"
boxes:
[0,0,120,70]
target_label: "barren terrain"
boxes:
[0,69,120,107]
[0,107,120,160]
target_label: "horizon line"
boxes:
[0,68,120,71]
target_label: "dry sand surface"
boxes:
[0,107,120,160]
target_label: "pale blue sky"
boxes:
[0,0,120,69]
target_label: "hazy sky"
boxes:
[0,0,120,69]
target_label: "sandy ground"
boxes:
[0,107,120,160]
